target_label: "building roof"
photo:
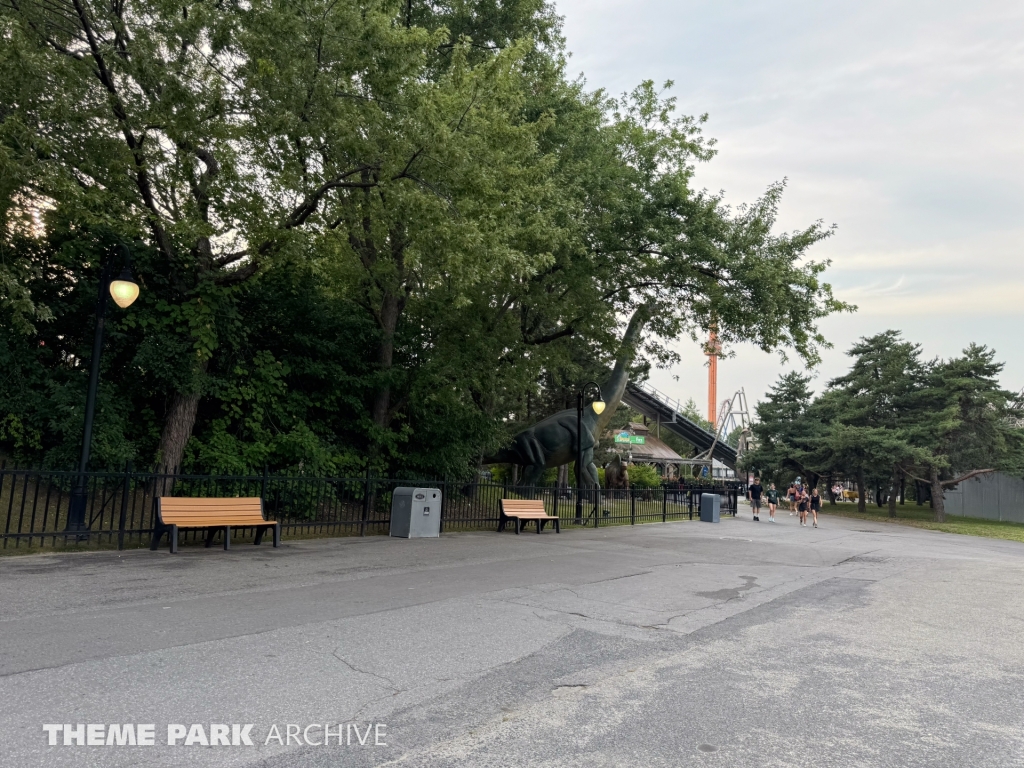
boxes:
[621,434,683,463]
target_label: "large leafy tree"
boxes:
[0,0,559,470]
[1,0,851,478]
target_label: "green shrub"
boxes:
[628,463,661,488]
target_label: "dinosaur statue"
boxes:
[483,303,653,489]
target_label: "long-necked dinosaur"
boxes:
[483,302,654,489]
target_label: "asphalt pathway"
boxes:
[2,505,1022,767]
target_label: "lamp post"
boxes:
[65,244,140,533]
[575,381,605,524]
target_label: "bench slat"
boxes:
[160,502,263,510]
[159,520,274,528]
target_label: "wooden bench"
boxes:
[498,499,560,534]
[150,497,280,554]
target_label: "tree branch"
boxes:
[899,465,996,487]
[283,167,376,229]
[213,250,248,268]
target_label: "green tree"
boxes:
[899,345,1024,521]
[744,372,820,486]
[1,1,852,479]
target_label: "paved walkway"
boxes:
[2,507,1023,767]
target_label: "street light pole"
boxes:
[575,381,605,525]
[65,244,140,533]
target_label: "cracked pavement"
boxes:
[2,507,1023,766]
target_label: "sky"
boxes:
[555,0,1024,420]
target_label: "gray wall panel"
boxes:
[944,472,1024,522]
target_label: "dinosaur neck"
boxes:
[593,302,653,435]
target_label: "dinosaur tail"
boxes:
[482,446,521,465]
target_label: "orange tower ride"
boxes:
[706,330,720,428]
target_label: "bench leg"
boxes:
[554,518,561,533]
[170,525,178,554]
[273,522,280,548]
[254,526,265,545]
[150,525,164,551]
[223,526,231,551]
[514,517,520,534]
[205,528,217,548]
[537,519,543,533]
[497,512,506,533]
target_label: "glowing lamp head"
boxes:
[109,269,140,308]
[592,400,606,415]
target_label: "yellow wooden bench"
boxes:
[150,497,280,554]
[498,499,560,534]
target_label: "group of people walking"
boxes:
[746,477,820,528]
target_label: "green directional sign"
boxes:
[614,433,646,445]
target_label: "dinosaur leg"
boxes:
[517,435,547,490]
[582,449,602,519]
[521,462,546,488]
[588,461,602,515]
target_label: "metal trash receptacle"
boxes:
[390,487,442,538]
[699,493,721,523]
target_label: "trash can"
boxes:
[699,493,721,523]
[390,487,442,538]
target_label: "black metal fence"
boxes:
[0,463,742,551]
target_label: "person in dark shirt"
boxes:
[765,483,779,523]
[748,477,764,521]
[810,487,821,528]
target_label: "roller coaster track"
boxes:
[622,382,738,468]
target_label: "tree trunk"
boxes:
[930,466,946,523]
[368,282,408,468]
[875,484,884,508]
[857,469,866,514]
[887,467,898,518]
[371,291,400,431]
[156,390,202,472]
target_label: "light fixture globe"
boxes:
[592,400,606,415]
[109,269,140,308]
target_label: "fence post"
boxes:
[662,486,667,523]
[360,467,371,536]
[261,464,269,501]
[439,478,446,533]
[117,461,132,550]
[630,487,636,525]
